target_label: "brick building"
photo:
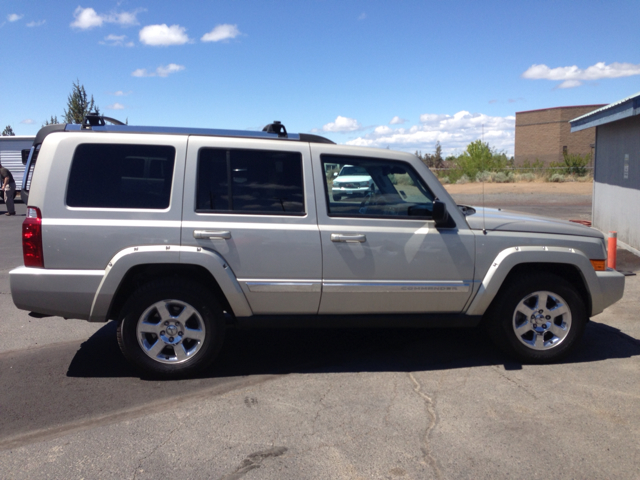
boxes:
[515,105,605,165]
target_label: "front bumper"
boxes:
[592,269,625,316]
[10,266,104,320]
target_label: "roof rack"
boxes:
[262,121,287,137]
[82,113,126,128]
[62,115,336,145]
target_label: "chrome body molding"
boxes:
[322,281,471,293]
[242,281,322,293]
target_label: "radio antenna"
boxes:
[482,123,487,235]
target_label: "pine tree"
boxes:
[2,125,15,136]
[63,80,100,124]
[43,115,60,126]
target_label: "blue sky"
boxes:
[2,0,639,156]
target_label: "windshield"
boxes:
[338,166,368,176]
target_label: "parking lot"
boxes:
[1,191,639,480]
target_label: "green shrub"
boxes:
[475,171,492,182]
[516,173,536,182]
[562,152,590,176]
[439,176,450,185]
[493,171,514,183]
[549,173,565,183]
[456,174,470,185]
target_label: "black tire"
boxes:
[333,193,342,201]
[117,278,225,379]
[486,272,587,363]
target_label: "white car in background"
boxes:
[331,165,374,200]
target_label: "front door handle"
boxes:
[193,230,231,240]
[330,233,366,243]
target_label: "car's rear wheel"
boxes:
[486,273,587,363]
[117,278,225,378]
[333,193,342,201]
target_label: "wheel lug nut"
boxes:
[164,321,169,326]
[169,337,174,342]
[546,315,551,320]
[160,330,165,335]
[178,331,183,336]
[539,310,543,314]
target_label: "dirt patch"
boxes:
[443,180,593,221]
[444,181,593,196]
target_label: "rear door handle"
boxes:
[330,233,366,243]
[193,230,231,240]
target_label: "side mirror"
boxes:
[333,172,338,177]
[432,200,449,226]
[22,149,31,165]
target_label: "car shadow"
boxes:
[66,319,640,380]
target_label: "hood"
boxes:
[334,175,371,183]
[465,207,603,238]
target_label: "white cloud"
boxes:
[106,103,125,110]
[100,34,134,47]
[139,24,190,46]
[71,7,143,30]
[26,20,46,27]
[112,90,132,96]
[346,111,515,156]
[7,14,23,22]
[132,63,185,77]
[522,62,640,88]
[558,80,582,89]
[322,116,362,133]
[389,116,406,125]
[358,13,367,20]
[21,119,35,125]
[201,24,240,42]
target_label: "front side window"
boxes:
[67,144,176,209]
[196,148,304,215]
[322,155,436,218]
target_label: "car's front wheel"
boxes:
[486,273,587,363]
[117,278,225,378]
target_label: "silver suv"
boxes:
[10,116,625,378]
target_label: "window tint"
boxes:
[197,148,304,215]
[67,144,175,209]
[322,155,435,218]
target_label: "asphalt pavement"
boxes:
[1,194,639,479]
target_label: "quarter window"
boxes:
[67,144,175,209]
[322,155,436,218]
[196,148,304,215]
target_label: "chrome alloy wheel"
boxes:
[136,299,206,364]
[512,290,572,351]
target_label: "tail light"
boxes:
[23,207,44,268]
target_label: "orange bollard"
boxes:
[607,231,617,270]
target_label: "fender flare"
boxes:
[89,245,252,322]
[465,246,602,317]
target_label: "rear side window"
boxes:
[196,148,304,215]
[67,144,176,209]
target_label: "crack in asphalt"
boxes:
[384,375,399,427]
[132,424,182,480]
[408,372,441,480]
[218,446,288,480]
[491,366,538,399]
[309,381,334,438]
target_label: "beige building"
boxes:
[515,105,605,165]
